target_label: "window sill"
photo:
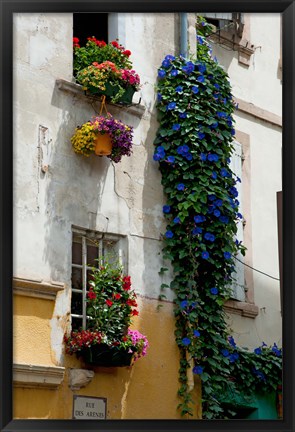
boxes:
[224,299,259,319]
[56,79,146,119]
[13,277,64,301]
[13,363,65,389]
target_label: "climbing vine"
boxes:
[154,17,282,419]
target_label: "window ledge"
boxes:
[56,79,146,119]
[13,363,65,389]
[13,277,64,301]
[224,300,259,318]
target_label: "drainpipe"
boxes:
[180,12,188,58]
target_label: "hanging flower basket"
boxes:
[70,114,134,163]
[79,343,136,367]
[94,133,113,156]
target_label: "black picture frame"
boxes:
[0,1,294,431]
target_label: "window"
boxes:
[73,13,109,46]
[229,141,246,301]
[71,227,127,331]
[201,13,244,37]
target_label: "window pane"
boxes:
[87,269,95,287]
[72,240,82,265]
[72,267,83,290]
[72,317,83,332]
[71,291,83,316]
[87,243,99,268]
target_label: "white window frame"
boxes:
[71,227,127,330]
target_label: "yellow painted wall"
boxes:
[13,295,202,419]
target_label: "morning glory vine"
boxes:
[153,16,282,419]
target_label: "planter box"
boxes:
[79,344,136,367]
[86,83,136,105]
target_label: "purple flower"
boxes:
[177,183,185,191]
[193,365,203,374]
[224,251,231,259]
[202,251,209,260]
[163,205,171,213]
[210,287,218,295]
[165,230,174,238]
[182,337,191,346]
[172,123,181,131]
[158,69,166,78]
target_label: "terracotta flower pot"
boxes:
[94,133,113,156]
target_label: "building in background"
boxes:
[13,12,281,419]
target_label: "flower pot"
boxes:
[79,344,135,367]
[117,86,136,105]
[94,133,113,156]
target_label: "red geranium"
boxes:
[87,290,96,300]
[111,40,119,48]
[123,50,131,57]
[132,310,139,316]
[123,275,132,291]
[113,293,122,300]
[106,299,113,307]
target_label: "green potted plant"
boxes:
[73,37,141,104]
[70,114,134,163]
[64,260,149,367]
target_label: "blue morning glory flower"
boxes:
[158,69,166,78]
[173,216,180,224]
[193,330,200,337]
[180,300,188,308]
[214,199,223,207]
[214,209,221,217]
[211,122,219,129]
[193,365,203,375]
[185,153,193,161]
[202,251,209,260]
[153,153,161,161]
[237,213,243,219]
[163,205,171,213]
[177,145,189,155]
[208,194,216,201]
[217,111,227,118]
[220,215,229,224]
[177,183,185,191]
[192,227,202,235]
[172,123,181,131]
[212,171,217,179]
[194,215,206,223]
[157,146,165,155]
[204,232,215,242]
[231,128,236,135]
[171,69,178,76]
[214,83,220,90]
[157,93,162,101]
[167,155,175,163]
[207,154,219,162]
[221,168,229,177]
[192,85,199,94]
[229,186,239,197]
[221,349,230,357]
[228,336,236,347]
[182,337,191,346]
[165,230,174,238]
[165,54,175,61]
[197,35,204,45]
[167,102,176,110]
[200,153,207,161]
[182,61,195,74]
[198,132,205,140]
[210,287,218,295]
[162,59,171,68]
[179,112,187,118]
[198,63,206,73]
[229,352,239,363]
[197,75,205,83]
[176,86,183,93]
[254,347,262,355]
[224,251,231,259]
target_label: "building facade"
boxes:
[13,12,281,419]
